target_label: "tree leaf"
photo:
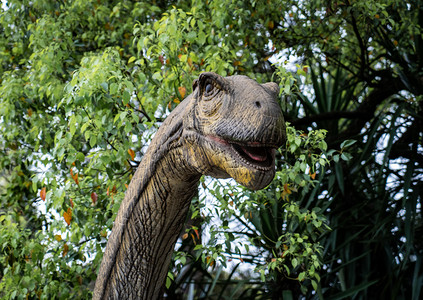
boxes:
[340,139,356,149]
[128,56,136,64]
[63,208,72,226]
[100,82,108,92]
[110,82,118,95]
[292,258,298,268]
[91,192,98,205]
[122,90,130,105]
[40,187,46,201]
[62,243,69,257]
[166,276,172,289]
[128,148,135,160]
[178,86,186,99]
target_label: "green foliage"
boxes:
[251,126,332,294]
[1,0,422,299]
[168,125,334,297]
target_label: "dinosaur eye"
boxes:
[204,83,214,96]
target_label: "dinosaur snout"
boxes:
[244,91,286,148]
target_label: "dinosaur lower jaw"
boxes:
[208,136,276,171]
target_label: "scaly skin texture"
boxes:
[93,72,286,299]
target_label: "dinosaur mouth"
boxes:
[229,142,276,171]
[208,136,276,171]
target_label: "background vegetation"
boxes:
[0,0,421,299]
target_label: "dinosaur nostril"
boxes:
[255,101,261,108]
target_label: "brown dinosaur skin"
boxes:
[93,72,286,299]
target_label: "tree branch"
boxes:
[347,0,368,80]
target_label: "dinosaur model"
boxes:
[93,72,286,299]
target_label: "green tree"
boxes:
[273,1,423,299]
[0,0,421,299]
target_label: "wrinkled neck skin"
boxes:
[93,99,202,300]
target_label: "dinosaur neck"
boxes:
[94,118,201,299]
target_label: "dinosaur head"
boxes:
[183,72,286,190]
